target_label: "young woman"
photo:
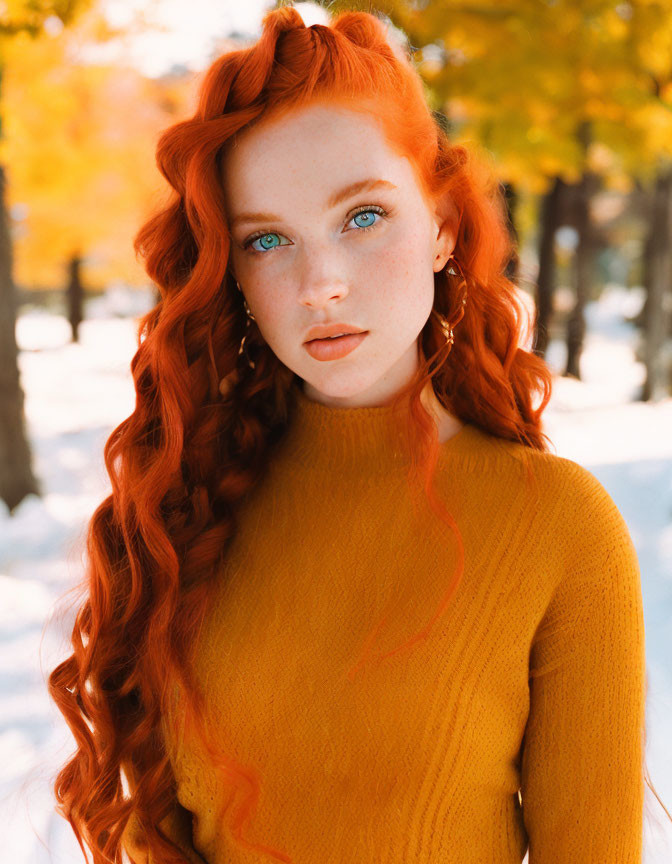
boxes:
[49,5,665,863]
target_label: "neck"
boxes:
[418,381,464,445]
[297,379,463,446]
[271,379,467,475]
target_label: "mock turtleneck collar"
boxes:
[274,379,478,474]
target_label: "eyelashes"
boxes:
[241,204,391,254]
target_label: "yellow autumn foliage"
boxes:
[0,10,198,291]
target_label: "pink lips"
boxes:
[303,332,369,361]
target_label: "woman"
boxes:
[48,5,661,863]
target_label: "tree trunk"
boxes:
[564,170,597,378]
[0,163,39,514]
[641,166,672,400]
[67,252,84,342]
[565,120,601,380]
[501,181,520,283]
[533,176,563,358]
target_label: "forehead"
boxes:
[220,103,418,212]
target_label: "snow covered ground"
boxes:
[1,283,671,862]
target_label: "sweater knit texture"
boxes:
[122,382,647,864]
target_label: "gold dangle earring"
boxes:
[219,279,257,399]
[432,254,468,347]
[236,279,256,370]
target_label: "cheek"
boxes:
[360,225,433,307]
[255,285,288,322]
[363,220,431,282]
[252,282,298,345]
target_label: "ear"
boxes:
[430,193,459,274]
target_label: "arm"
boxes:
[520,464,647,863]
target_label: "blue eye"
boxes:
[242,205,389,254]
[351,209,379,229]
[245,232,289,253]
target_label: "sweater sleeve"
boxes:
[520,462,647,863]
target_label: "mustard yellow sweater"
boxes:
[122,384,647,864]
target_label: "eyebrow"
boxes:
[229,178,398,229]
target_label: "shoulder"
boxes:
[450,424,635,550]
[467,431,642,631]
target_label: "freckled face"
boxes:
[221,103,453,408]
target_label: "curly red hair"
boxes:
[51,6,666,864]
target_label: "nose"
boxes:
[297,262,351,309]
[295,243,351,309]
[298,280,350,309]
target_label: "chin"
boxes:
[303,376,378,403]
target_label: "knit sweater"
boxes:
[122,383,647,864]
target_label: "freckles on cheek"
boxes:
[255,287,279,317]
[372,248,418,289]
[382,224,428,278]
[361,245,402,285]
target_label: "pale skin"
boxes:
[221,102,465,444]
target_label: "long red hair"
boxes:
[47,6,668,863]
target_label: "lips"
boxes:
[304,322,366,342]
[303,331,368,361]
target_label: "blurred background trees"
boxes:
[0,1,199,513]
[2,0,672,514]
[0,1,96,515]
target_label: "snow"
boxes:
[1,283,671,861]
